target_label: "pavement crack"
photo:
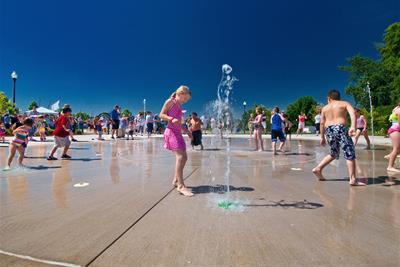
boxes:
[85,167,199,266]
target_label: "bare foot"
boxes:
[172,179,178,187]
[177,186,194,197]
[384,154,390,160]
[312,167,326,181]
[3,166,11,171]
[349,179,367,186]
[387,167,400,173]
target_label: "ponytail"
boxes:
[170,85,191,98]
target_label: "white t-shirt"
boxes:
[315,114,321,124]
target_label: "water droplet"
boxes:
[73,182,90,187]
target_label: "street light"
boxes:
[242,101,247,134]
[11,71,18,105]
[143,99,146,115]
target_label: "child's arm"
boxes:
[159,99,176,124]
[319,109,326,145]
[346,103,357,136]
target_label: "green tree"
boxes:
[0,92,16,115]
[121,109,132,117]
[340,22,400,109]
[286,96,317,126]
[380,22,400,104]
[74,111,90,121]
[339,22,400,135]
[28,101,39,111]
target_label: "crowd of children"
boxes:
[1,87,399,197]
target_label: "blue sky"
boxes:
[0,0,399,116]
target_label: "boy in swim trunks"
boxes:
[5,118,34,170]
[47,107,73,160]
[270,107,286,155]
[189,112,204,150]
[312,90,366,186]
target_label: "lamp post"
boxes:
[242,101,247,134]
[143,99,146,115]
[11,71,18,105]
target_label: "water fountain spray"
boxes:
[365,82,375,149]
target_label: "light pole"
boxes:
[11,71,18,105]
[242,101,247,134]
[143,99,146,115]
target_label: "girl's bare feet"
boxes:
[177,185,194,197]
[387,167,400,173]
[172,179,178,187]
[384,154,390,160]
[312,167,326,181]
[349,178,367,186]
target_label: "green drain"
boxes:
[218,200,238,210]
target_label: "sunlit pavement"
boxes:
[1,137,399,266]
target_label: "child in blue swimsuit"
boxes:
[270,107,286,155]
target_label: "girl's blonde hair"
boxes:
[171,85,191,98]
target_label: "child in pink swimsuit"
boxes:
[354,109,371,149]
[160,86,194,197]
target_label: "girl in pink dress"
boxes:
[160,86,194,197]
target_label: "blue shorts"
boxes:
[271,129,285,142]
[325,124,356,160]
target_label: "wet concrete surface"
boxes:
[0,137,399,267]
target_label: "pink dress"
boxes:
[164,98,186,151]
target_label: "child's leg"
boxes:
[346,159,356,184]
[272,141,277,154]
[7,144,17,167]
[63,143,70,156]
[259,130,264,151]
[49,145,58,157]
[363,131,371,149]
[279,141,285,151]
[387,132,400,172]
[17,146,25,166]
[312,155,335,180]
[174,150,193,196]
[174,150,187,186]
[254,130,259,150]
[354,130,361,145]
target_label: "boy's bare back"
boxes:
[321,100,355,127]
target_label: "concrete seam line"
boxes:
[0,249,81,267]
[85,167,199,266]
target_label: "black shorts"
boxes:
[147,123,153,133]
[284,127,291,135]
[315,123,320,131]
[191,130,203,146]
[112,119,120,130]
[271,129,286,142]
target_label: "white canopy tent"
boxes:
[27,107,58,115]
